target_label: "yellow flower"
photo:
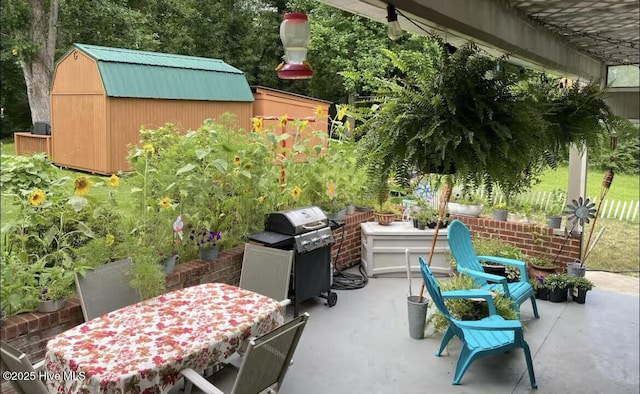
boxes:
[232,168,239,176]
[314,105,323,117]
[108,174,119,187]
[345,120,351,132]
[325,181,337,199]
[278,114,288,128]
[299,120,309,131]
[11,48,18,56]
[158,197,171,209]
[257,196,265,204]
[105,234,115,247]
[74,176,91,195]
[232,155,241,166]
[142,143,155,156]
[291,186,302,199]
[28,189,45,207]
[252,117,263,132]
[336,105,347,121]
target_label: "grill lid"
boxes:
[264,206,328,235]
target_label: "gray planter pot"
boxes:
[162,255,179,274]
[199,247,219,262]
[38,299,65,313]
[546,215,562,229]
[492,209,508,221]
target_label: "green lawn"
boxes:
[532,165,639,202]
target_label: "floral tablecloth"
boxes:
[44,283,284,394]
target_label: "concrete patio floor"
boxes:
[177,268,640,394]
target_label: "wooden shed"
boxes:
[50,44,254,174]
[252,86,331,160]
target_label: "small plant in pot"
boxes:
[568,276,595,304]
[544,189,565,229]
[37,265,75,313]
[374,200,401,226]
[543,273,570,303]
[529,275,548,300]
[491,202,509,221]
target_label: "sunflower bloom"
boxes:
[291,186,302,199]
[325,181,337,199]
[108,174,119,187]
[142,143,155,156]
[28,189,46,207]
[314,105,323,117]
[257,196,265,204]
[232,155,241,166]
[252,117,263,132]
[300,120,309,131]
[158,197,171,209]
[74,176,91,195]
[336,105,347,121]
[278,114,288,128]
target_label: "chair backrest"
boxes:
[447,220,487,284]
[240,243,293,303]
[418,256,453,322]
[75,257,141,321]
[0,342,48,394]
[231,313,309,394]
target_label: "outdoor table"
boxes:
[43,282,285,394]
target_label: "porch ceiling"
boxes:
[316,0,639,80]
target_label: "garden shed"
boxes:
[50,43,254,174]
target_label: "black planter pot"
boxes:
[572,287,588,304]
[482,264,506,277]
[537,288,549,300]
[549,287,568,302]
[413,219,419,228]
[426,221,437,229]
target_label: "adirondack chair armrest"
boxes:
[477,256,529,281]
[442,289,497,316]
[455,319,523,332]
[181,368,225,394]
[458,267,511,296]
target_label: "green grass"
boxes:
[532,165,639,202]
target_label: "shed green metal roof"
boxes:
[71,43,254,102]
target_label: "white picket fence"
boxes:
[487,190,640,222]
[421,190,639,222]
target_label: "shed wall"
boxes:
[253,88,330,162]
[106,98,253,173]
[51,50,104,94]
[51,95,108,172]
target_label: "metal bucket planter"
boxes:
[162,254,178,274]
[567,262,586,277]
[492,209,508,221]
[546,215,562,229]
[38,299,65,313]
[199,247,219,262]
[407,295,429,339]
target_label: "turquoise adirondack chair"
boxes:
[446,219,539,319]
[419,257,538,388]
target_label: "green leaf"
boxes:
[176,163,196,175]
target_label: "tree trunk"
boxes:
[22,0,58,125]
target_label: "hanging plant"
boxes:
[343,38,629,197]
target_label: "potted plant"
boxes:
[544,189,565,229]
[569,276,595,304]
[37,265,75,313]
[373,200,401,226]
[448,193,486,217]
[529,275,548,300]
[527,256,557,279]
[491,202,509,221]
[543,273,570,303]
[472,237,524,282]
[190,228,222,261]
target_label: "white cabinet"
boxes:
[360,222,451,277]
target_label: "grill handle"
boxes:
[302,221,326,231]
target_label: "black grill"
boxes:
[248,206,338,316]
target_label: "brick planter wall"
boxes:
[0,212,579,393]
[454,216,581,270]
